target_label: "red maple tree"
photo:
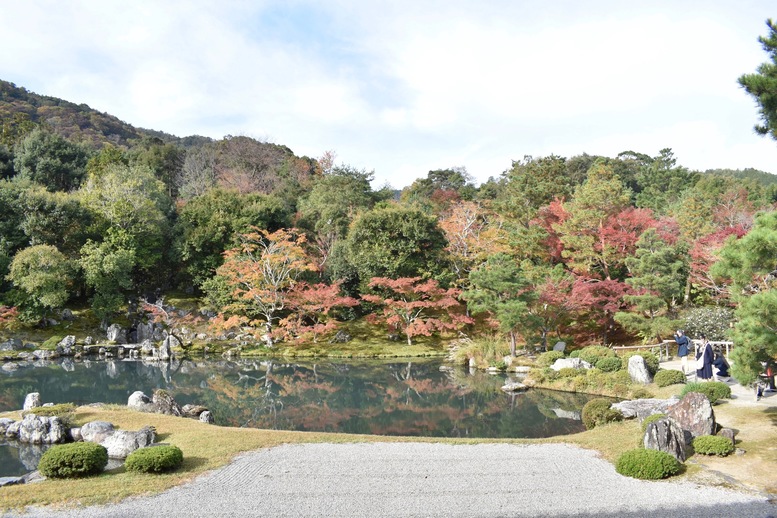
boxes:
[278,281,359,343]
[362,277,473,345]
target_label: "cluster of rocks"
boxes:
[127,389,214,424]
[612,392,733,462]
[549,354,654,384]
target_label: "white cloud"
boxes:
[1,0,776,187]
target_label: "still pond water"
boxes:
[0,357,604,477]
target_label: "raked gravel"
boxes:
[5,442,776,518]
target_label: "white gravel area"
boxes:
[6,442,776,518]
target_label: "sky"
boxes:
[1,0,776,188]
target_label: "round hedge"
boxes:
[125,445,184,473]
[536,351,565,367]
[38,442,108,479]
[654,369,687,388]
[692,435,734,456]
[615,449,681,480]
[578,345,615,366]
[581,398,623,430]
[680,381,731,405]
[640,413,666,433]
[595,357,622,372]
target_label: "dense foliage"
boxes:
[679,382,732,405]
[581,398,623,430]
[37,442,108,479]
[125,445,184,473]
[615,449,681,480]
[0,71,775,379]
[692,435,734,456]
[654,369,687,388]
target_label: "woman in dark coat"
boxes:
[712,351,730,380]
[674,330,690,374]
[696,334,714,380]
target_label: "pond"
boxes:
[0,357,605,478]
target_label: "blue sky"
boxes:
[1,0,776,188]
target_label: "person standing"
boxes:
[696,334,714,381]
[674,330,690,374]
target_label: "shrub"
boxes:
[529,367,559,384]
[38,442,108,479]
[615,449,681,480]
[578,345,615,366]
[654,369,687,388]
[536,351,565,367]
[556,367,581,378]
[680,381,731,405]
[683,307,734,342]
[581,398,623,430]
[641,413,666,433]
[630,388,655,400]
[692,435,734,457]
[22,402,76,427]
[125,445,184,474]
[620,351,659,375]
[569,350,580,358]
[595,357,622,372]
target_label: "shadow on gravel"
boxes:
[493,501,777,518]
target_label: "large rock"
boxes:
[666,392,716,442]
[550,358,592,371]
[0,338,23,351]
[552,341,566,353]
[159,337,176,360]
[5,420,21,438]
[135,322,155,343]
[58,336,76,353]
[181,404,209,419]
[106,324,127,344]
[152,389,183,416]
[140,339,156,356]
[199,411,214,424]
[644,417,687,461]
[23,392,41,410]
[100,426,156,459]
[61,308,74,321]
[80,421,116,443]
[17,414,67,444]
[611,396,680,420]
[31,349,59,360]
[0,417,16,434]
[627,355,653,384]
[128,391,155,412]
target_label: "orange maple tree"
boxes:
[362,277,473,345]
[278,281,359,343]
[213,228,316,344]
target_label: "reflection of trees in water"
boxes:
[0,358,597,438]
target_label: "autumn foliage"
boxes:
[362,277,473,345]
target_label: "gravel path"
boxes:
[7,442,776,518]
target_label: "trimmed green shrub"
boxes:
[38,442,108,479]
[680,381,731,405]
[654,369,687,388]
[125,445,184,474]
[578,345,615,366]
[569,350,580,358]
[641,413,666,433]
[620,351,659,375]
[692,435,734,457]
[630,388,655,400]
[536,351,565,367]
[581,398,623,430]
[615,449,681,480]
[595,357,622,372]
[556,367,581,378]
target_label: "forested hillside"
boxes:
[1,77,777,385]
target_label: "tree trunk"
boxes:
[509,331,516,357]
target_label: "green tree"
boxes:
[633,149,697,213]
[614,229,685,342]
[738,19,777,141]
[729,290,777,384]
[462,253,537,356]
[127,136,184,198]
[6,244,72,323]
[18,187,93,256]
[175,188,290,288]
[13,129,89,191]
[346,206,449,287]
[79,240,135,325]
